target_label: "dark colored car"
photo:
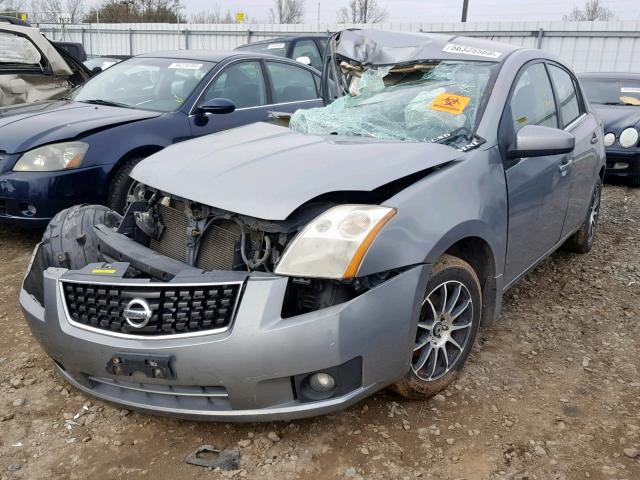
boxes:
[236,35,328,71]
[0,50,324,226]
[51,41,87,63]
[579,72,640,186]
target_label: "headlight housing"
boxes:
[603,132,616,147]
[275,205,396,279]
[619,127,639,148]
[13,142,89,172]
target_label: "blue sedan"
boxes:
[0,50,324,226]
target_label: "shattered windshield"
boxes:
[290,61,497,146]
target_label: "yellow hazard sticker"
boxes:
[91,268,117,274]
[430,93,471,115]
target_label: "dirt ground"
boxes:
[0,184,638,480]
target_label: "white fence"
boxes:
[38,21,640,73]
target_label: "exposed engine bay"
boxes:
[88,184,402,318]
[125,183,325,274]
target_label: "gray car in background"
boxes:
[20,30,605,421]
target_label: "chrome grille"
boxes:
[62,281,242,336]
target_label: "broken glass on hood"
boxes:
[290,61,496,148]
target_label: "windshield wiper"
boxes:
[81,99,133,109]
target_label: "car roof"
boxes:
[239,34,328,46]
[579,72,640,80]
[335,29,521,65]
[136,50,317,64]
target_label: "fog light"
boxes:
[613,162,629,170]
[309,372,336,393]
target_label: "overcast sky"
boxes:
[163,0,639,23]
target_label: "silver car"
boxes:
[20,30,605,421]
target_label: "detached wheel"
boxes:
[42,204,121,270]
[107,156,145,214]
[564,179,602,254]
[392,254,481,399]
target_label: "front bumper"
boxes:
[604,149,640,178]
[20,261,429,421]
[0,166,108,227]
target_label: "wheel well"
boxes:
[444,237,497,325]
[106,145,165,190]
[599,165,605,180]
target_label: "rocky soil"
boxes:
[0,184,638,480]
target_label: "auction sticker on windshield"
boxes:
[442,43,502,59]
[430,93,471,115]
[168,63,203,70]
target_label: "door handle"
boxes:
[559,156,573,175]
[590,132,599,144]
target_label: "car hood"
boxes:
[0,101,162,153]
[592,104,640,133]
[132,122,463,220]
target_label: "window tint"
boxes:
[510,63,558,132]
[236,42,288,58]
[548,65,581,127]
[291,39,322,70]
[266,62,319,103]
[204,61,267,109]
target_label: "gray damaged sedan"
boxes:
[20,30,605,421]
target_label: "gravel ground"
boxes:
[0,184,638,480]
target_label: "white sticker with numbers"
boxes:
[443,43,502,59]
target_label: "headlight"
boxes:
[275,205,396,279]
[13,142,89,172]
[603,132,616,147]
[619,127,639,148]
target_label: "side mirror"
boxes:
[91,66,103,74]
[197,98,236,115]
[295,56,312,66]
[508,125,575,159]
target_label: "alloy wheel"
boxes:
[588,182,601,243]
[411,280,474,381]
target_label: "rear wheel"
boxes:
[563,179,602,254]
[391,255,482,399]
[107,157,145,214]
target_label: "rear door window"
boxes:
[509,63,558,132]
[266,61,319,103]
[548,65,582,127]
[0,31,42,65]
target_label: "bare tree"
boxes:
[0,0,26,15]
[30,0,85,22]
[563,0,614,21]
[84,0,183,23]
[269,0,304,24]
[191,5,239,24]
[336,0,387,24]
